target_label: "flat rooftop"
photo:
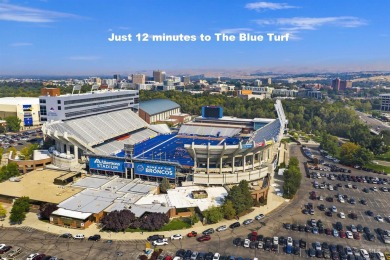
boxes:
[0,169,83,203]
[0,97,39,105]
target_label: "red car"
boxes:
[249,231,257,241]
[325,228,332,235]
[339,231,346,238]
[353,232,360,240]
[187,231,197,237]
[197,235,211,242]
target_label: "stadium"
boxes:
[42,90,287,186]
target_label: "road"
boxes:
[355,110,390,132]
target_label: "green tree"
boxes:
[10,197,30,224]
[340,142,360,166]
[222,200,236,220]
[202,206,223,224]
[0,203,6,218]
[19,143,39,160]
[0,147,3,161]
[283,157,302,199]
[5,116,22,132]
[225,180,253,216]
[159,177,170,193]
[190,213,199,224]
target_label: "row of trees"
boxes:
[320,133,374,166]
[140,90,277,119]
[0,162,19,182]
[100,210,169,232]
[10,196,30,224]
[283,157,302,199]
[202,180,255,224]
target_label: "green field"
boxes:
[364,163,390,175]
[374,151,390,162]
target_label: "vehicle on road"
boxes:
[255,214,265,220]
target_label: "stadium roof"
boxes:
[139,99,180,116]
[0,97,39,105]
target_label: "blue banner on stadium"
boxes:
[134,162,175,179]
[242,143,253,149]
[23,104,32,111]
[89,157,125,172]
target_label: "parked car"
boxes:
[202,228,214,235]
[243,219,253,225]
[88,234,101,241]
[255,214,265,220]
[60,233,72,238]
[170,234,183,240]
[197,235,211,242]
[73,234,85,240]
[153,238,169,246]
[229,222,240,229]
[187,231,197,237]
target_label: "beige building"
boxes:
[153,70,166,83]
[132,74,146,84]
[0,97,40,129]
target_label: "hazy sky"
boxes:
[1,0,390,75]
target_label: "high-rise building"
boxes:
[182,76,190,85]
[153,70,166,83]
[254,80,262,86]
[331,78,341,91]
[261,78,272,85]
[340,80,352,91]
[132,74,146,84]
[113,74,120,82]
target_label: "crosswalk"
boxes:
[17,226,36,233]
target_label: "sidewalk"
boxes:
[1,176,287,240]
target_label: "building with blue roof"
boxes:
[139,99,181,124]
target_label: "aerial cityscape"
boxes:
[1,1,390,260]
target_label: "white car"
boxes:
[190,252,198,260]
[339,212,345,219]
[376,252,385,260]
[255,214,265,220]
[152,238,168,246]
[213,252,221,260]
[346,231,353,239]
[287,237,293,246]
[243,239,250,248]
[373,187,378,192]
[170,234,182,240]
[360,249,370,260]
[273,236,278,245]
[350,225,357,233]
[329,185,334,191]
[339,197,345,203]
[243,219,253,225]
[27,254,40,260]
[0,244,6,250]
[73,234,85,239]
[216,225,227,232]
[332,206,337,212]
[315,242,321,251]
[376,215,384,222]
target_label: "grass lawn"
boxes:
[125,218,192,232]
[374,151,390,162]
[364,163,390,175]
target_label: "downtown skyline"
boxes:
[1,0,390,75]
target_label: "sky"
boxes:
[1,0,390,76]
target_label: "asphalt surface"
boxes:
[0,144,389,260]
[355,110,390,132]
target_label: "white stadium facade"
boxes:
[42,87,287,186]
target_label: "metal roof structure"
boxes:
[139,99,180,116]
[0,97,39,105]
